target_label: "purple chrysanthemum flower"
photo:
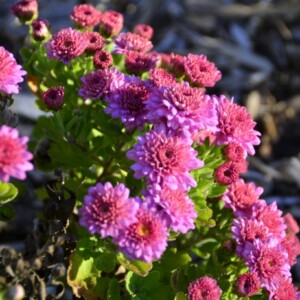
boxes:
[104,75,151,131]
[232,217,270,257]
[46,27,88,64]
[188,276,222,300]
[244,238,291,291]
[79,182,139,238]
[0,46,26,95]
[146,82,218,139]
[114,32,153,54]
[114,203,169,262]
[213,95,261,155]
[127,129,203,191]
[42,86,64,110]
[145,184,197,233]
[0,125,33,182]
[79,68,125,100]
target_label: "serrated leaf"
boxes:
[0,182,18,205]
[0,204,16,221]
[208,184,227,198]
[117,253,153,277]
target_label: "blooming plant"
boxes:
[0,1,300,299]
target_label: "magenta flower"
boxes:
[79,182,139,238]
[268,278,299,300]
[127,129,203,191]
[99,10,124,38]
[114,32,153,54]
[84,32,105,53]
[11,0,38,23]
[244,239,291,291]
[214,161,240,185]
[149,68,177,87]
[114,203,169,262]
[146,82,218,139]
[93,50,113,69]
[0,125,33,182]
[79,68,124,100]
[222,179,263,213]
[145,184,197,233]
[188,276,222,300]
[31,19,49,41]
[284,213,300,235]
[0,46,26,95]
[281,234,300,266]
[223,142,246,162]
[70,4,101,28]
[133,24,154,40]
[42,86,64,110]
[184,53,222,87]
[213,95,261,155]
[125,51,157,75]
[104,75,151,131]
[46,27,88,64]
[235,272,260,297]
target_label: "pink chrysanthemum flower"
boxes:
[250,200,287,239]
[222,179,263,213]
[145,184,197,233]
[281,234,300,266]
[84,32,105,53]
[70,4,101,28]
[214,161,240,185]
[11,0,38,23]
[0,125,33,182]
[42,86,64,110]
[0,46,26,95]
[104,75,151,131]
[268,278,299,300]
[284,213,300,235]
[184,54,222,87]
[79,68,124,100]
[213,95,261,155]
[188,276,222,300]
[223,142,246,162]
[125,52,157,75]
[115,203,169,262]
[114,32,153,54]
[99,10,124,38]
[244,239,291,291]
[93,50,113,69]
[31,19,49,41]
[133,24,154,40]
[168,53,186,77]
[235,272,260,297]
[149,68,177,87]
[79,182,139,238]
[46,27,88,64]
[232,218,270,257]
[146,82,218,139]
[127,129,203,191]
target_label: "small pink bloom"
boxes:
[268,278,299,300]
[184,54,222,87]
[0,125,33,182]
[99,10,124,38]
[115,203,169,262]
[42,86,64,110]
[235,272,260,297]
[70,4,101,28]
[125,51,157,75]
[213,95,261,155]
[284,213,300,235]
[169,53,186,77]
[133,24,154,40]
[0,46,26,95]
[84,32,105,53]
[188,276,222,300]
[114,32,153,54]
[93,50,113,69]
[31,19,49,41]
[281,234,300,266]
[223,142,246,162]
[149,68,177,87]
[46,27,88,64]
[11,0,38,23]
[127,129,203,191]
[214,161,239,185]
[79,182,139,238]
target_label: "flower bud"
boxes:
[11,0,38,24]
[99,10,124,38]
[42,86,64,110]
[31,19,50,41]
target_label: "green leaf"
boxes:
[67,251,100,299]
[160,248,191,272]
[0,182,18,205]
[0,204,16,221]
[117,253,153,277]
[174,292,187,300]
[107,278,121,300]
[208,184,227,198]
[95,252,116,273]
